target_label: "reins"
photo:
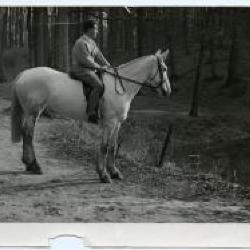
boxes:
[81,56,164,95]
[113,66,126,95]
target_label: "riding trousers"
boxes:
[72,71,104,115]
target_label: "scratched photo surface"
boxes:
[0,7,250,222]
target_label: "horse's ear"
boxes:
[161,49,170,61]
[155,49,162,56]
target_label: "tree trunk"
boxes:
[189,10,207,117]
[99,10,104,51]
[34,8,48,67]
[168,37,176,82]
[27,8,34,66]
[0,8,7,81]
[107,8,117,62]
[224,10,238,88]
[57,8,69,71]
[137,8,143,56]
[222,9,250,97]
[208,9,221,79]
[189,42,204,117]
[183,8,190,54]
[33,8,41,66]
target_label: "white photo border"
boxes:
[0,3,250,249]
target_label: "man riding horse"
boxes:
[71,19,110,124]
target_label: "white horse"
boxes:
[11,49,171,183]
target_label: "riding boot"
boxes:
[87,86,102,124]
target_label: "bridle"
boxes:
[111,55,167,95]
[146,55,166,89]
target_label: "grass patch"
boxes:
[37,112,250,201]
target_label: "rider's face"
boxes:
[88,24,99,39]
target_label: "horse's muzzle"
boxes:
[162,84,171,97]
[156,87,171,97]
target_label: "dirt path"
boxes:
[0,98,250,222]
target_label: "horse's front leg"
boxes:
[107,122,123,180]
[97,120,116,183]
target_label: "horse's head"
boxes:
[151,49,171,97]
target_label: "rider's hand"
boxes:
[99,65,109,72]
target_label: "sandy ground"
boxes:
[0,95,250,222]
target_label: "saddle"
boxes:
[68,71,104,98]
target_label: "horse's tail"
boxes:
[11,81,23,143]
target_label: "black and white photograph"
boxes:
[0,6,250,222]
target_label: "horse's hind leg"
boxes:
[22,114,42,174]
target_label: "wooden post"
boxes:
[157,124,173,168]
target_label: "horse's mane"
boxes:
[117,55,151,69]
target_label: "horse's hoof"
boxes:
[111,170,123,180]
[100,173,112,184]
[31,167,43,175]
[26,161,43,175]
[26,167,43,175]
